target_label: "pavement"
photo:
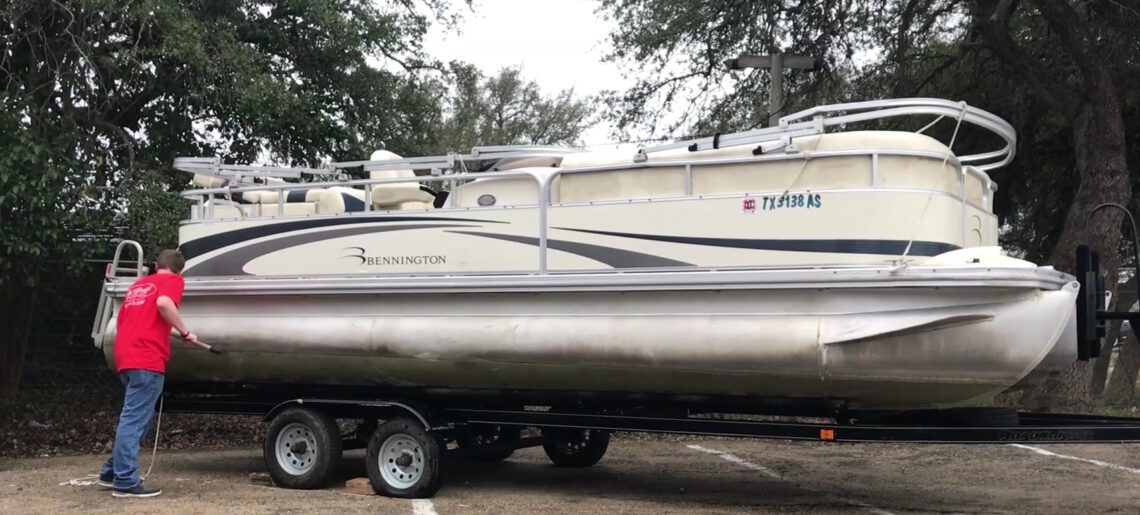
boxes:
[3,435,1140,514]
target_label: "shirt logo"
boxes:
[123,282,157,308]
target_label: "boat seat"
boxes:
[487,155,563,171]
[258,202,318,216]
[318,187,368,213]
[555,148,688,203]
[368,150,437,209]
[369,169,436,208]
[687,130,959,196]
[397,201,433,210]
[452,175,541,207]
[551,130,961,202]
[192,174,228,189]
[197,199,248,219]
[242,188,327,204]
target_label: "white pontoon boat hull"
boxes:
[96,265,1077,409]
[91,98,1081,410]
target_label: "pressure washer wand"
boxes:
[171,330,224,354]
[192,340,224,355]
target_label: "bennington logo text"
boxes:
[341,247,447,266]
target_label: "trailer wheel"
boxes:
[542,428,610,467]
[263,407,342,489]
[366,417,445,498]
[459,424,521,462]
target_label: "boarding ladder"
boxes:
[90,240,147,347]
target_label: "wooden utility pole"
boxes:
[724,54,820,126]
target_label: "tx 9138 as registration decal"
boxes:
[742,193,822,213]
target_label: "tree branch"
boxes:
[969,0,1079,116]
[909,54,962,95]
[1028,0,1099,79]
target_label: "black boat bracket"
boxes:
[1074,203,1140,360]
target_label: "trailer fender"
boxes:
[263,399,445,431]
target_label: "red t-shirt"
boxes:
[113,272,185,373]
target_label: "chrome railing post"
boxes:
[871,153,879,187]
[538,173,551,274]
[959,166,967,247]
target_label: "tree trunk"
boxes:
[1092,320,1122,397]
[1092,276,1137,396]
[1103,331,1140,407]
[1021,94,1131,411]
[0,283,37,400]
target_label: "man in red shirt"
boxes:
[96,249,197,498]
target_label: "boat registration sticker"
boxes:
[743,193,822,214]
[761,193,822,211]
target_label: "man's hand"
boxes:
[180,332,200,348]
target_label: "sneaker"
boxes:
[111,483,162,498]
[98,474,143,489]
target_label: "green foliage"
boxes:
[123,172,186,258]
[598,0,1140,409]
[1,0,462,288]
[599,0,876,137]
[433,63,597,152]
[1,0,604,397]
[598,0,1140,264]
[0,104,85,290]
[0,0,595,290]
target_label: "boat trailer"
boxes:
[120,203,1140,499]
[160,390,1140,499]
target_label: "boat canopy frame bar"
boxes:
[180,147,994,274]
[642,98,1015,171]
[175,97,1014,181]
[173,97,1009,273]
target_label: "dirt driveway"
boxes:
[3,436,1140,514]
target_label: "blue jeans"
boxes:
[100,369,165,489]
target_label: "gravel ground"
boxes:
[3,436,1140,514]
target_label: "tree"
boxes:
[434,63,596,151]
[598,0,1140,410]
[0,0,463,399]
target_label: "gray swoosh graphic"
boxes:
[447,231,692,269]
[186,224,471,277]
[554,227,959,257]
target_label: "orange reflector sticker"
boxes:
[820,429,835,441]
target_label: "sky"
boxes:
[421,0,630,148]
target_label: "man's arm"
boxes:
[157,295,197,344]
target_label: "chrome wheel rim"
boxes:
[275,422,317,475]
[379,434,424,489]
[555,429,592,455]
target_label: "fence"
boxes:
[19,260,118,391]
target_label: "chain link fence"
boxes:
[19,260,118,393]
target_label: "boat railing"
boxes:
[176,98,1010,273]
[784,98,1014,169]
[91,240,146,344]
[181,142,995,212]
[182,149,991,273]
[637,98,1013,171]
[177,98,1013,182]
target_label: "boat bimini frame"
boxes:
[175,98,1013,274]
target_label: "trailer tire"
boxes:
[366,417,445,498]
[263,407,342,489]
[459,424,521,462]
[542,428,610,467]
